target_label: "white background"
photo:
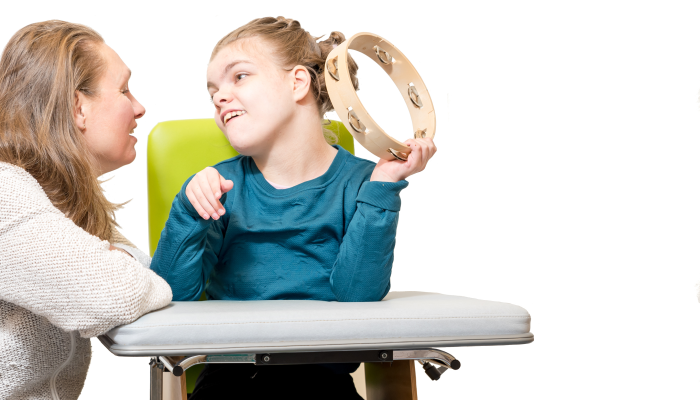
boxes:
[2,1,700,398]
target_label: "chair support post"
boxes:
[149,358,163,400]
[365,360,418,400]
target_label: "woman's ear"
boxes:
[291,65,312,102]
[73,90,87,132]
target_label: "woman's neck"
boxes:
[252,108,338,188]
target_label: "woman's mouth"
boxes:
[223,110,246,125]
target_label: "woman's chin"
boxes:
[116,150,137,170]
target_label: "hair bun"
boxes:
[274,16,299,30]
[316,31,358,115]
[318,31,345,56]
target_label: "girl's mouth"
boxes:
[223,110,247,125]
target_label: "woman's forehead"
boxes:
[100,44,130,86]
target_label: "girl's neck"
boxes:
[252,109,338,188]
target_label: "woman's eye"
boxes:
[235,73,248,81]
[122,89,130,95]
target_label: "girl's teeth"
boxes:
[225,111,246,123]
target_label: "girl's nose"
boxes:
[214,89,233,107]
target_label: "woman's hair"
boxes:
[0,20,119,241]
[211,17,360,143]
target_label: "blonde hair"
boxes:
[211,17,360,143]
[0,20,120,241]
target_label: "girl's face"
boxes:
[79,44,145,175]
[207,38,297,156]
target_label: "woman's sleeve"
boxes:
[150,176,226,301]
[329,180,408,302]
[0,169,173,338]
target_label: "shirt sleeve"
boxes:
[0,168,173,338]
[111,243,152,269]
[150,176,226,301]
[329,180,408,302]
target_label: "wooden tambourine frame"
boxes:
[324,32,436,161]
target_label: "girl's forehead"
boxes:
[207,37,286,85]
[210,38,270,70]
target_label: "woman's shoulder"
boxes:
[110,227,136,247]
[0,161,36,182]
[0,162,53,205]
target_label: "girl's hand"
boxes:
[185,167,234,220]
[370,138,437,183]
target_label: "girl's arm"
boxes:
[330,180,408,302]
[0,167,172,338]
[150,172,229,301]
[330,138,436,302]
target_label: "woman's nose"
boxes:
[132,96,146,119]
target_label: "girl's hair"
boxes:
[211,17,360,143]
[0,20,120,241]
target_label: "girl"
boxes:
[151,16,436,399]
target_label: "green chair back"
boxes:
[147,119,355,394]
[147,119,355,255]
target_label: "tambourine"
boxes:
[324,32,436,161]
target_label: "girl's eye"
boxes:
[235,73,248,81]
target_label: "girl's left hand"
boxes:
[370,138,437,183]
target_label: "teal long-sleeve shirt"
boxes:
[151,145,408,302]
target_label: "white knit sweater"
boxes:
[0,162,173,399]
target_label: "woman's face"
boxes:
[206,38,297,156]
[78,43,145,175]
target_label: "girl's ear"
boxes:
[291,65,312,102]
[73,91,88,133]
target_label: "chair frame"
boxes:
[144,348,461,400]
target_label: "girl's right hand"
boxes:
[185,167,234,220]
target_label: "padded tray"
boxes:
[100,292,533,356]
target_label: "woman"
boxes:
[0,21,172,399]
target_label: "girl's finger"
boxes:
[186,185,210,220]
[219,175,234,194]
[199,174,225,216]
[418,140,430,170]
[205,168,223,198]
[198,170,224,212]
[415,138,432,167]
[408,140,424,170]
[192,183,218,220]
[423,138,437,159]
[400,139,415,166]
